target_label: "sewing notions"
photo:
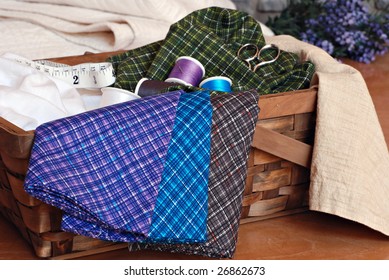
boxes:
[165,56,205,87]
[200,76,232,92]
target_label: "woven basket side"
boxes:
[241,109,315,223]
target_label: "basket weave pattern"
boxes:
[241,112,315,223]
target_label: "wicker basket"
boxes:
[241,88,316,224]
[0,52,317,258]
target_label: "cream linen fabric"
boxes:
[19,0,236,23]
[0,1,274,60]
[0,53,86,131]
[266,35,389,236]
[0,0,236,59]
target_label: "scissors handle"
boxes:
[253,44,280,72]
[237,43,280,72]
[237,43,259,69]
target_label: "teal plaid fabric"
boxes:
[145,90,212,243]
[108,7,315,94]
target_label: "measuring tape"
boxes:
[11,55,116,89]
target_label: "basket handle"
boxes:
[251,125,313,169]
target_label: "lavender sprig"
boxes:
[266,0,389,63]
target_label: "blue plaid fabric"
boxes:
[24,91,182,240]
[146,90,212,243]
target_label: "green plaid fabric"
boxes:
[109,41,162,92]
[108,7,315,95]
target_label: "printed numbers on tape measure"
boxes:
[11,54,116,88]
[73,75,79,85]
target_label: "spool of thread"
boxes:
[135,78,180,97]
[165,56,205,87]
[199,76,232,92]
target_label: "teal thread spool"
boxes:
[199,76,232,92]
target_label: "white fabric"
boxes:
[0,53,144,130]
[266,35,389,236]
[99,87,140,107]
[0,53,86,131]
[0,0,236,59]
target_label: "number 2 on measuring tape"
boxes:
[73,75,79,85]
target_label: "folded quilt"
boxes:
[108,7,315,95]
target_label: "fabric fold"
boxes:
[60,90,213,243]
[25,91,182,240]
[266,34,389,236]
[144,90,212,244]
[129,89,260,258]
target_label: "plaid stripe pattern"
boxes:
[25,91,182,240]
[108,7,314,94]
[25,90,214,243]
[146,90,212,243]
[59,91,212,242]
[129,89,260,258]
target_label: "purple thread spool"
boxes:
[165,56,205,87]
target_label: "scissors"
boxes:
[237,43,280,72]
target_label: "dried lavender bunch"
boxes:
[266,0,389,63]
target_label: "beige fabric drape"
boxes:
[267,35,389,236]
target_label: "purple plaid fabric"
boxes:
[59,90,212,243]
[25,91,182,240]
[129,89,260,258]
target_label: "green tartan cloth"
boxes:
[108,7,315,95]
